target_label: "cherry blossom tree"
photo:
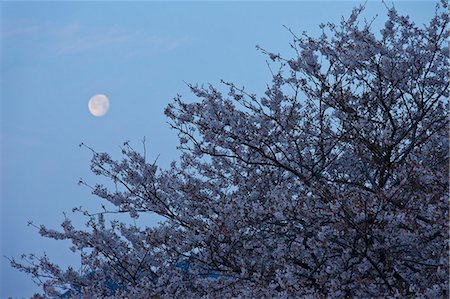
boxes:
[9,2,448,298]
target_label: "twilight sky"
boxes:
[1,1,438,297]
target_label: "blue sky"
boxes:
[1,1,438,297]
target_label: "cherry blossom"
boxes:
[9,2,448,298]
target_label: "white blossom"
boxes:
[8,2,449,298]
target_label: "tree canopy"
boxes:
[10,2,449,298]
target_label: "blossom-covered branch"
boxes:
[10,2,449,298]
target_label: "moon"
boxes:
[88,94,110,117]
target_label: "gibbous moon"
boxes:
[88,94,110,117]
